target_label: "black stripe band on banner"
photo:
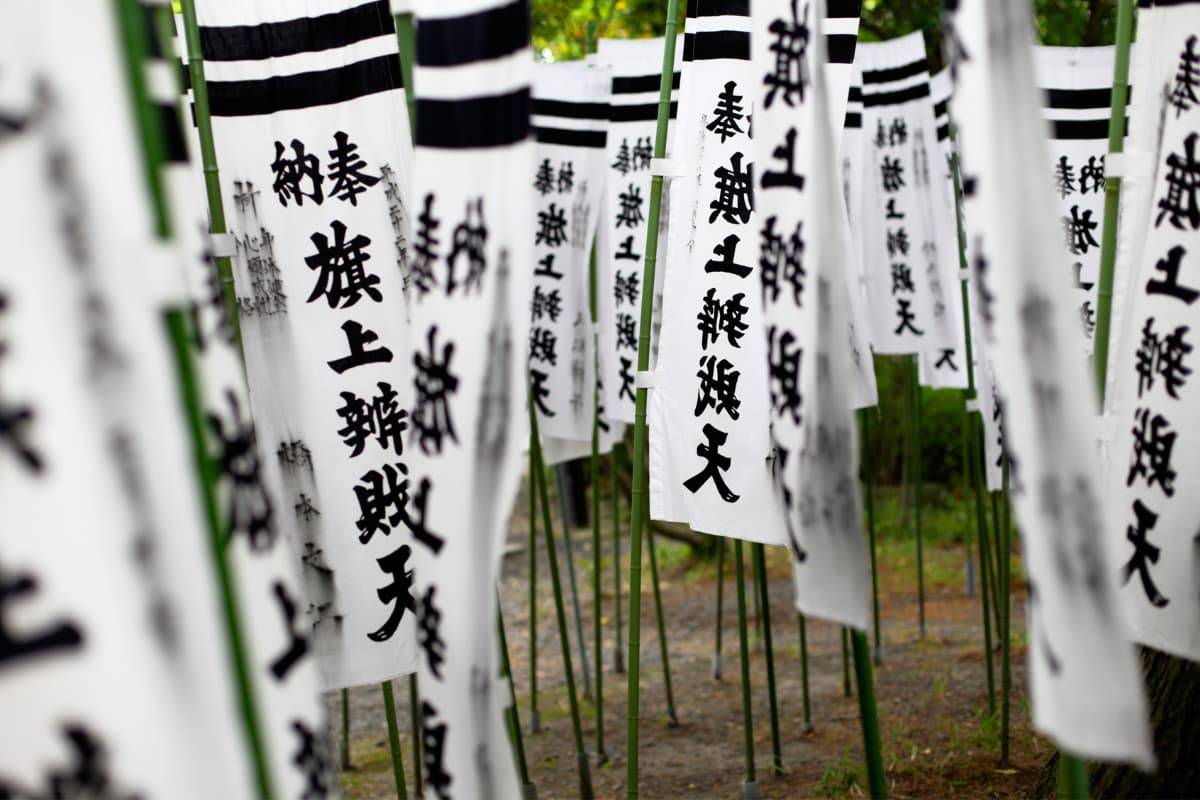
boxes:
[534,126,607,148]
[687,0,750,18]
[827,0,862,17]
[844,111,862,129]
[612,72,681,94]
[417,0,529,67]
[1050,116,1128,140]
[847,85,863,101]
[532,98,609,121]
[862,81,930,107]
[933,98,948,117]
[862,58,927,85]
[609,101,679,122]
[682,30,750,62]
[157,103,189,164]
[416,89,530,148]
[1042,86,1132,110]
[937,122,950,141]
[827,33,857,64]
[207,53,402,117]
[199,0,393,62]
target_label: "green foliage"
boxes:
[818,750,865,798]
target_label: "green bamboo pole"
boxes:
[554,469,595,703]
[392,12,417,130]
[624,11,680,797]
[751,551,763,650]
[529,450,541,733]
[972,420,997,716]
[987,488,1004,636]
[612,450,625,675]
[733,540,757,799]
[911,357,926,639]
[341,689,352,770]
[861,408,882,663]
[850,631,888,799]
[752,543,783,776]
[588,245,607,764]
[1058,753,1091,799]
[645,526,678,727]
[131,4,272,797]
[529,397,593,800]
[713,540,726,679]
[381,681,409,800]
[961,399,977,598]
[498,598,537,800]
[999,456,1012,766]
[841,628,852,698]
[797,615,814,733]
[408,675,423,795]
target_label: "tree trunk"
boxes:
[1033,647,1200,798]
[1082,0,1110,47]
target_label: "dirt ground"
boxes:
[330,479,1047,799]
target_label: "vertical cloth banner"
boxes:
[917,69,970,390]
[857,34,958,356]
[753,0,872,629]
[1105,0,1200,665]
[530,62,610,445]
[195,0,419,690]
[951,0,1154,766]
[161,9,337,794]
[0,5,255,796]
[596,36,681,424]
[1035,45,1123,357]
[648,0,789,545]
[408,0,532,794]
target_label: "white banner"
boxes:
[648,0,789,545]
[596,37,681,424]
[1035,45,1120,357]
[1105,0,1200,665]
[754,0,871,629]
[857,34,958,356]
[408,0,530,793]
[952,0,1153,766]
[197,0,419,690]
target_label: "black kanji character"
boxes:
[557,161,575,193]
[632,137,653,171]
[412,193,441,297]
[271,139,323,207]
[1147,245,1200,304]
[1127,407,1177,496]
[291,719,335,800]
[618,356,636,402]
[887,227,910,258]
[1054,155,1076,198]
[421,701,453,799]
[682,423,740,502]
[894,298,924,336]
[706,234,752,278]
[354,463,409,543]
[0,725,141,800]
[327,321,394,374]
[614,271,640,307]
[767,326,802,426]
[764,0,810,109]
[532,285,563,321]
[412,326,460,455]
[268,581,308,681]
[934,348,959,371]
[1136,317,1194,399]
[327,131,380,205]
[888,117,908,147]
[530,326,559,366]
[531,368,555,417]
[615,183,645,229]
[1079,156,1104,194]
[1156,133,1200,230]
[706,81,746,143]
[696,288,749,350]
[208,390,274,551]
[891,263,915,293]
[615,235,641,261]
[535,253,565,279]
[611,139,632,175]
[447,198,488,295]
[402,477,445,554]
[418,585,446,680]
[368,545,416,642]
[759,216,805,306]
[762,128,804,191]
[1062,205,1099,255]
[616,312,637,350]
[881,156,905,192]
[874,118,888,149]
[885,198,905,219]
[695,356,742,419]
[277,440,314,471]
[305,220,381,309]
[536,203,568,247]
[1169,35,1200,117]
[0,557,82,672]
[1121,499,1170,607]
[295,493,320,521]
[709,152,754,225]
[534,158,555,195]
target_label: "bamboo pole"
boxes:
[752,543,782,776]
[612,450,625,675]
[841,628,852,698]
[341,689,352,770]
[734,541,757,800]
[911,357,926,639]
[972,418,997,716]
[498,598,537,800]
[999,456,1012,766]
[850,631,888,799]
[623,10,680,796]
[408,675,423,795]
[529,398,593,799]
[555,468,595,703]
[588,245,607,764]
[713,541,726,679]
[381,681,409,800]
[797,615,814,733]
[133,4,272,797]
[529,450,541,733]
[861,408,882,662]
[645,527,679,726]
